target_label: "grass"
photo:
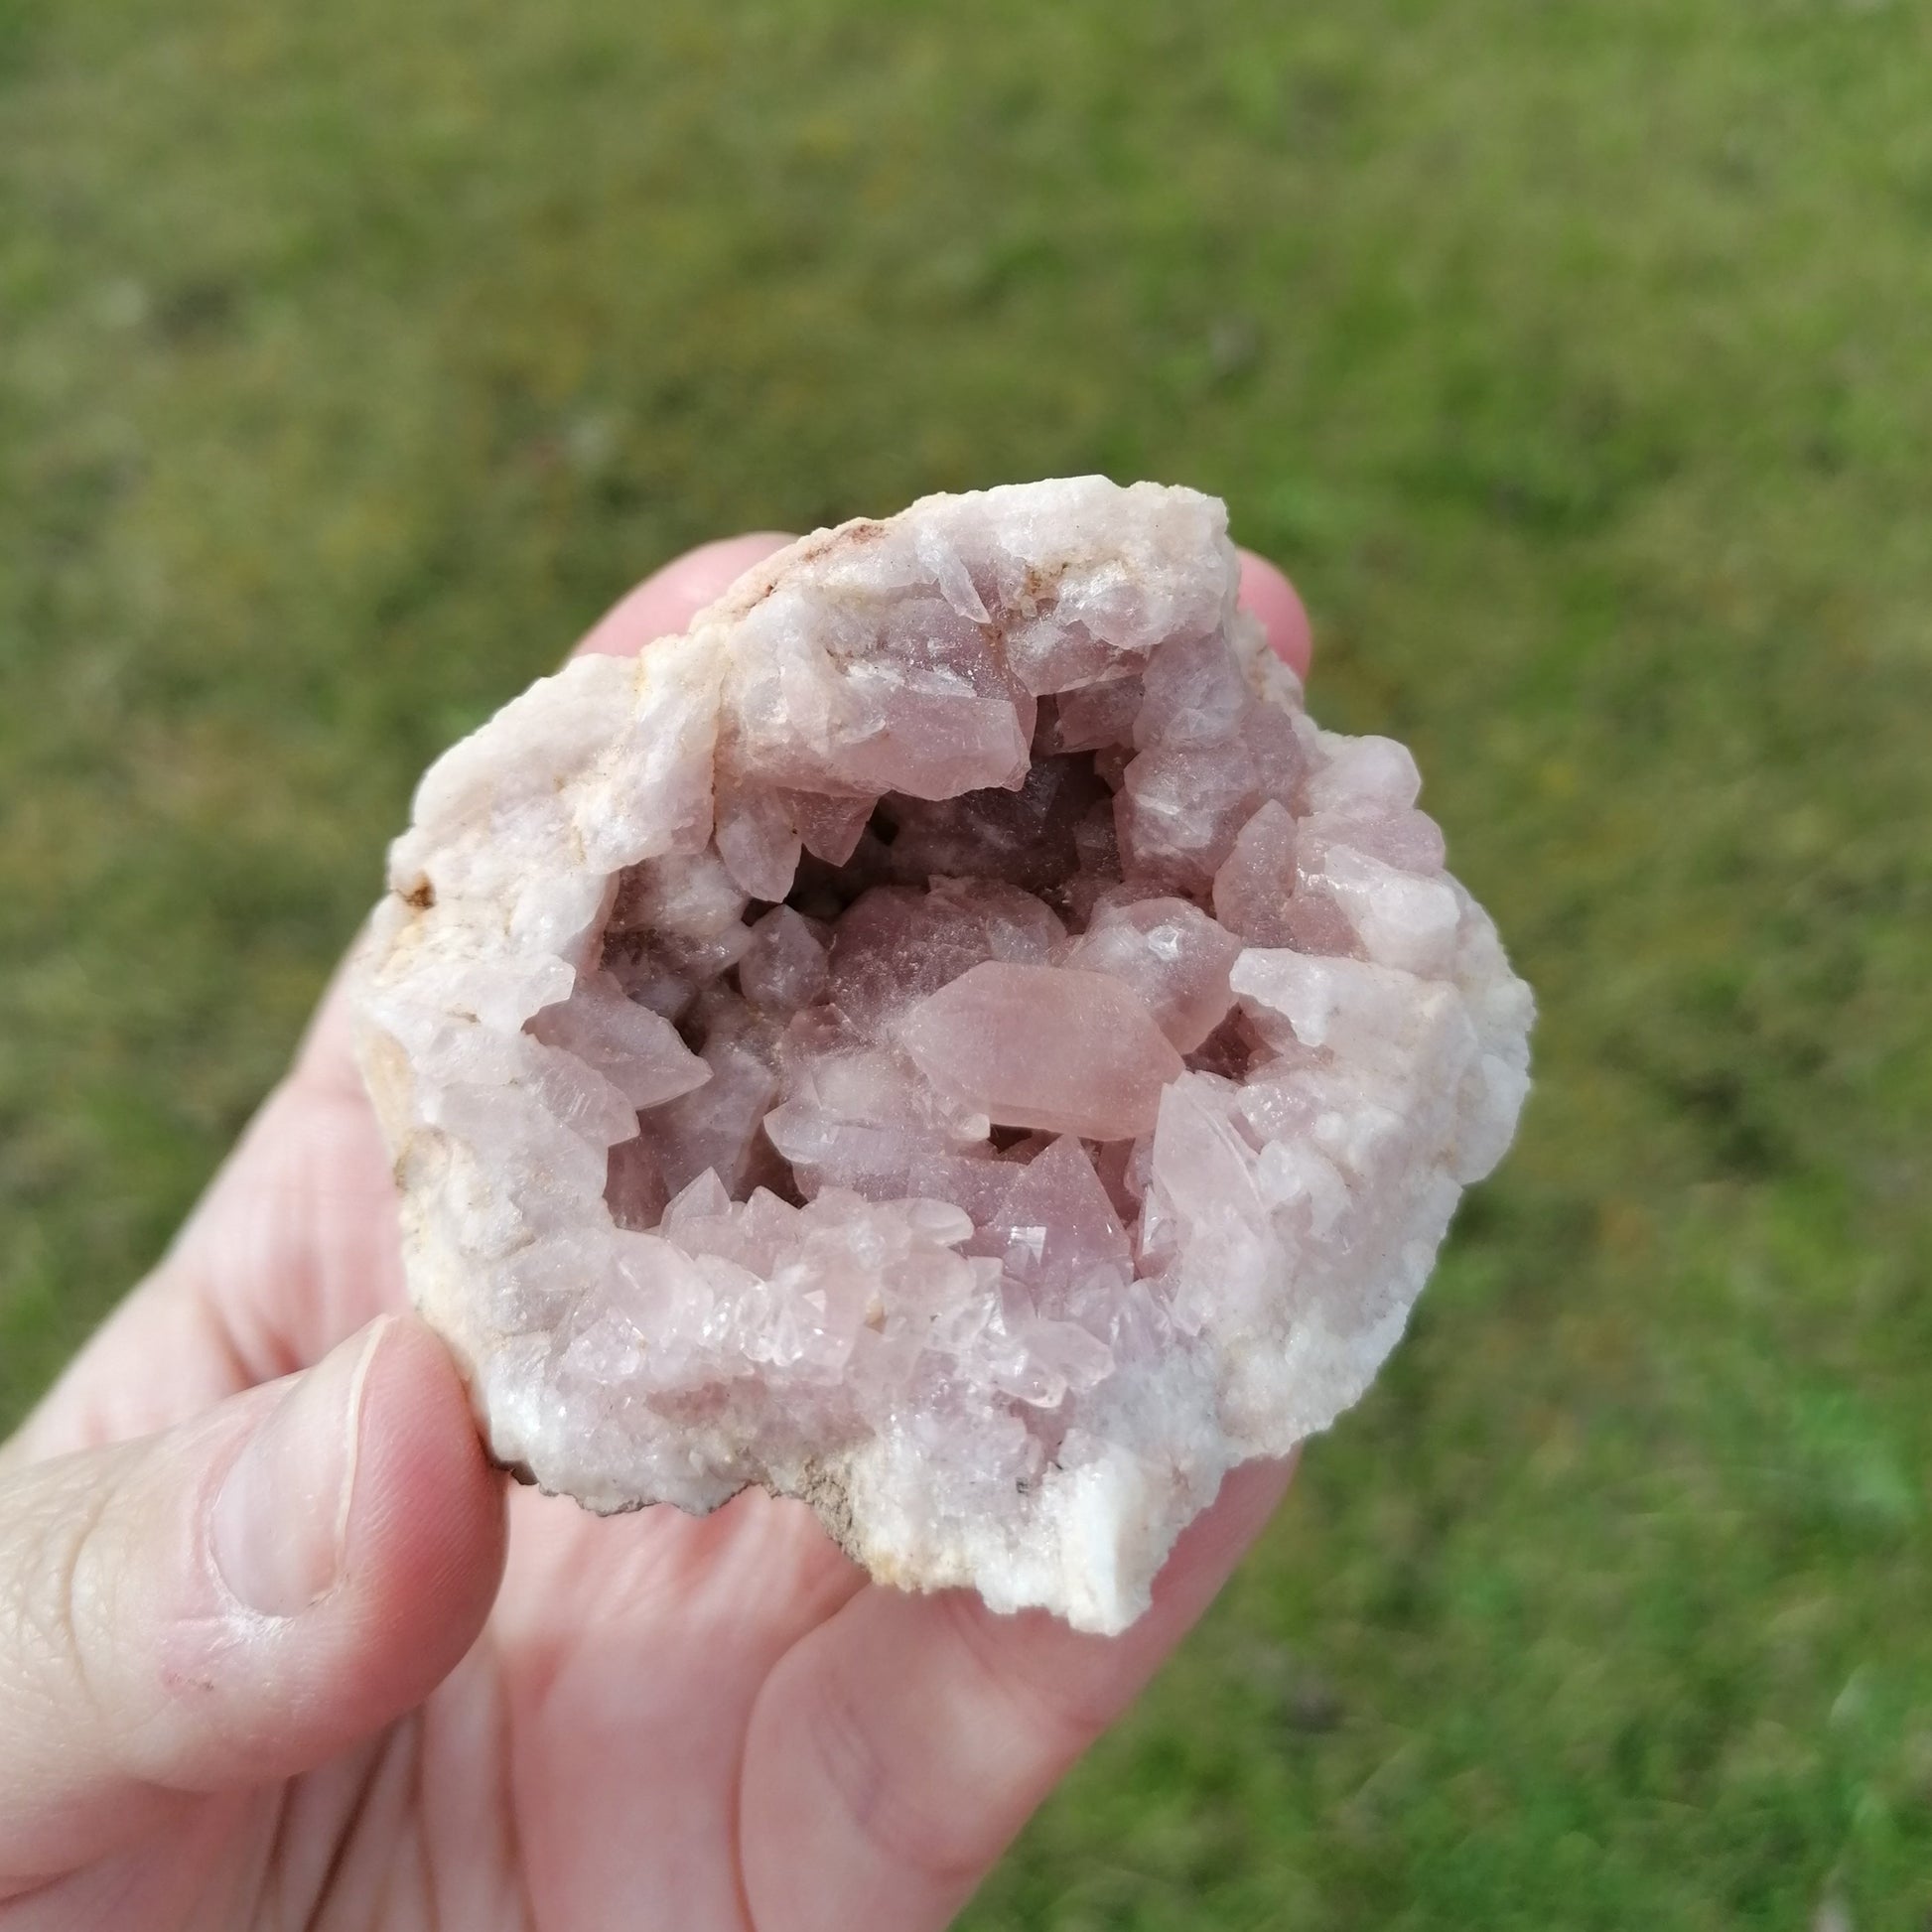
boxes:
[3,0,1930,1921]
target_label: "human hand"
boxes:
[0,532,1313,1932]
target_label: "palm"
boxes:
[6,538,1306,1929]
[486,1487,861,1929]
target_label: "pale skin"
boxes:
[0,534,1314,1932]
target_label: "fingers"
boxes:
[1238,547,1313,678]
[740,1456,1295,1932]
[574,532,799,661]
[0,1316,504,1894]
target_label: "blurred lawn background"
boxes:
[3,0,1930,1922]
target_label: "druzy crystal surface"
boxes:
[352,479,1533,1633]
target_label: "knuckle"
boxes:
[0,1452,123,1738]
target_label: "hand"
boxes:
[0,533,1314,1932]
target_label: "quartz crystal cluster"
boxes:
[352,478,1533,1633]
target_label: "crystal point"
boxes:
[899,961,1184,1140]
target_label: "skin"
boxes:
[0,535,1314,1932]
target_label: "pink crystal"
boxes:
[780,789,876,865]
[714,779,802,900]
[973,1134,1133,1302]
[1049,675,1144,755]
[1211,800,1302,947]
[601,849,753,1019]
[1057,897,1241,1052]
[631,998,783,1198]
[737,905,830,1013]
[527,970,712,1107]
[898,960,1185,1140]
[825,878,1063,1041]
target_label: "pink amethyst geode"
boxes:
[351,478,1533,1633]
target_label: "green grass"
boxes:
[4,0,1930,1921]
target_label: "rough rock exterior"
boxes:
[352,478,1533,1633]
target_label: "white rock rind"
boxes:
[351,478,1533,1635]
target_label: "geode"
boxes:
[351,478,1533,1633]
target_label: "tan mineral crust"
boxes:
[351,478,1534,1633]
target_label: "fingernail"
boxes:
[211,1318,392,1616]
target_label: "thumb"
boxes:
[0,1313,505,1893]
